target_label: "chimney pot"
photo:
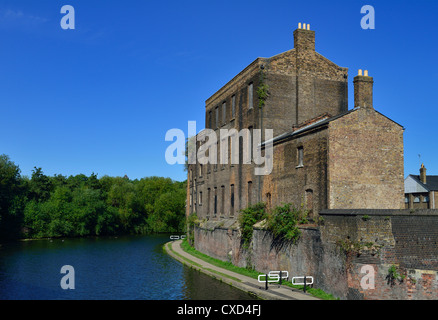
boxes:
[293,23,315,51]
[353,70,374,109]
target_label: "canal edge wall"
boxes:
[164,241,319,300]
[193,209,438,300]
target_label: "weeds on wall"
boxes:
[386,264,406,286]
[257,71,269,109]
[237,202,308,250]
[266,203,308,244]
[238,202,268,250]
[186,212,199,246]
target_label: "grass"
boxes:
[179,239,338,300]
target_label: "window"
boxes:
[305,189,314,217]
[229,138,233,167]
[424,196,430,203]
[248,83,253,109]
[230,184,235,215]
[215,106,219,128]
[220,137,226,170]
[297,147,304,167]
[214,188,218,215]
[266,193,272,210]
[207,188,211,214]
[208,111,212,129]
[248,181,253,206]
[405,196,409,204]
[221,186,225,215]
[248,126,253,160]
[232,95,236,118]
[199,164,203,177]
[414,196,420,203]
[199,192,202,206]
[222,102,226,124]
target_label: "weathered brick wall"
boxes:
[262,126,329,217]
[193,210,438,300]
[320,210,438,299]
[188,27,350,221]
[327,107,405,210]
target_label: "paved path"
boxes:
[164,240,320,300]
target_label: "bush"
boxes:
[266,203,307,243]
[238,202,267,249]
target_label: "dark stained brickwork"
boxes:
[185,24,438,300]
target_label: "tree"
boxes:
[29,167,52,202]
[0,155,24,239]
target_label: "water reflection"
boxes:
[0,235,257,300]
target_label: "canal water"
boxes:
[0,234,257,300]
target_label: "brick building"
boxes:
[405,164,438,209]
[187,23,405,221]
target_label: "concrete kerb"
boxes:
[164,240,320,301]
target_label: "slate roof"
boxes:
[408,174,438,191]
[263,107,404,147]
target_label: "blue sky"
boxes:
[0,0,437,182]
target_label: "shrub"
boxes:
[266,203,307,243]
[238,203,267,249]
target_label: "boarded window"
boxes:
[221,186,225,215]
[305,189,314,217]
[266,193,272,210]
[248,83,253,109]
[248,181,252,206]
[214,188,218,215]
[297,147,304,167]
[230,184,235,215]
[248,126,253,159]
[232,95,236,118]
[207,188,211,214]
[222,102,226,124]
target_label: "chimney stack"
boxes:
[294,22,315,51]
[353,69,374,109]
[420,163,427,184]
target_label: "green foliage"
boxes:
[237,202,309,249]
[0,155,25,239]
[257,83,269,108]
[257,72,269,108]
[387,264,405,286]
[186,212,199,246]
[266,203,306,243]
[238,202,267,249]
[0,154,187,241]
